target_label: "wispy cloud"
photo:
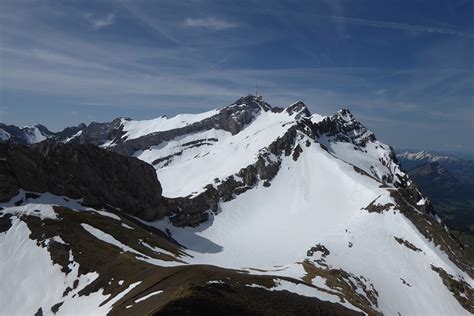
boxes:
[184,17,238,31]
[87,13,115,30]
[117,0,181,44]
[1,0,472,153]
[330,16,474,38]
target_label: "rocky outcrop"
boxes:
[0,143,168,221]
[431,265,473,313]
[51,123,87,142]
[313,108,406,187]
[313,108,376,147]
[72,118,125,146]
[390,184,472,277]
[286,101,311,119]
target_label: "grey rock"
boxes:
[313,108,376,147]
[0,143,168,220]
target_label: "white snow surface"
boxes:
[96,210,121,221]
[21,125,49,144]
[147,136,472,315]
[136,108,306,197]
[134,290,163,303]
[0,217,128,316]
[64,130,82,143]
[398,150,458,163]
[320,136,404,186]
[0,128,10,141]
[81,224,179,267]
[121,108,220,141]
[1,191,94,220]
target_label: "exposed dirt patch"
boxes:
[393,237,422,252]
[307,244,331,267]
[363,196,394,214]
[400,278,411,287]
[431,265,473,313]
[302,261,380,316]
[292,144,303,161]
[152,151,183,167]
[154,281,362,316]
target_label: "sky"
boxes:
[1,0,473,155]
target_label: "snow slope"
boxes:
[0,124,53,144]
[149,132,471,315]
[0,128,10,141]
[135,108,307,197]
[0,191,187,315]
[121,109,220,141]
[22,125,49,143]
[0,190,362,314]
[0,216,115,316]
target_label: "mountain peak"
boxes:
[314,106,376,148]
[398,150,460,164]
[285,101,311,118]
[231,95,272,112]
[336,107,355,122]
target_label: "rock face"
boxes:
[314,108,376,147]
[0,143,168,220]
[313,108,405,187]
[74,118,125,147]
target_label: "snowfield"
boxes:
[149,136,471,315]
[121,109,220,141]
[0,218,123,316]
[135,108,307,197]
[0,128,10,141]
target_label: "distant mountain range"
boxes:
[0,122,85,145]
[1,96,472,315]
[398,150,474,184]
[397,150,474,257]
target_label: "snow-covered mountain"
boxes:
[0,123,53,144]
[1,96,472,315]
[398,150,459,163]
[397,150,464,176]
[0,123,85,145]
[398,149,474,185]
[397,150,474,252]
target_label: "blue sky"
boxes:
[1,0,473,154]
